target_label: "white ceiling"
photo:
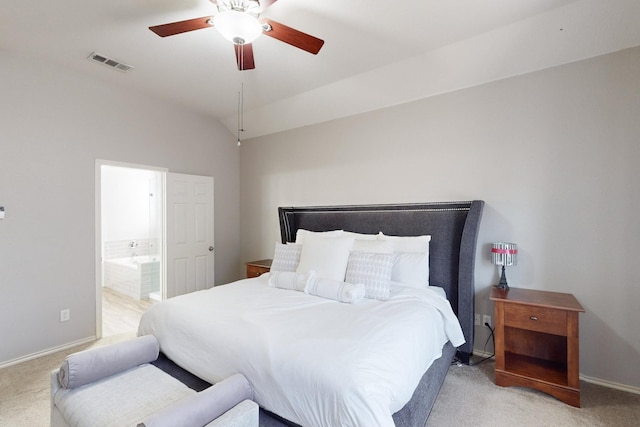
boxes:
[2,0,639,139]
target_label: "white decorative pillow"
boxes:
[393,252,430,288]
[295,229,343,244]
[305,276,365,304]
[378,233,431,286]
[378,233,431,252]
[296,236,355,281]
[342,231,379,240]
[352,239,394,253]
[271,243,302,272]
[268,270,315,292]
[345,251,395,301]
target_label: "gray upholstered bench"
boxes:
[50,335,258,427]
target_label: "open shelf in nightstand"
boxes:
[503,325,569,386]
[504,352,568,387]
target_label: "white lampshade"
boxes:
[491,242,518,266]
[213,10,263,45]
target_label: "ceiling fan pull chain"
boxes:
[236,83,245,147]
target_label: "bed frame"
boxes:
[275,200,484,426]
[156,200,484,427]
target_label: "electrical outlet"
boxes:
[483,314,492,328]
[474,313,481,326]
[60,309,70,322]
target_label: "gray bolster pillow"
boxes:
[139,373,253,427]
[58,335,159,389]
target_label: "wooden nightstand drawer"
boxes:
[245,259,272,278]
[504,304,567,336]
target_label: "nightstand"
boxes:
[245,259,272,278]
[490,287,585,407]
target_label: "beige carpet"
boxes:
[1,340,639,426]
[428,360,640,426]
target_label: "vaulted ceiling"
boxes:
[2,0,639,139]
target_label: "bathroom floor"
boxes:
[102,287,153,337]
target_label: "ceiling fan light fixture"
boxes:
[213,10,263,45]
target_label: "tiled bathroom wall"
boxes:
[103,238,161,260]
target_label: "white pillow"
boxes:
[352,239,393,253]
[295,229,343,244]
[305,276,365,304]
[377,233,431,252]
[378,233,431,287]
[296,236,355,281]
[271,243,303,272]
[392,252,430,288]
[342,231,379,240]
[345,251,395,301]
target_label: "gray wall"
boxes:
[239,47,640,389]
[0,52,241,364]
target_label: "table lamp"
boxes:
[491,242,517,291]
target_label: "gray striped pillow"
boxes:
[271,243,302,272]
[345,251,395,301]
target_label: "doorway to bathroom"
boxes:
[97,161,165,338]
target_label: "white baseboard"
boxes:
[472,349,494,359]
[0,336,96,370]
[473,347,640,396]
[580,373,640,395]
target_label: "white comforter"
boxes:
[138,275,464,427]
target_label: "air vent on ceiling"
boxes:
[87,52,134,73]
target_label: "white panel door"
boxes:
[166,173,214,298]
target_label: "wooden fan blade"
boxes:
[235,44,256,70]
[149,16,214,37]
[261,18,324,54]
[258,0,279,12]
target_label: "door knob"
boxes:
[209,246,214,252]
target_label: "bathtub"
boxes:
[103,256,161,300]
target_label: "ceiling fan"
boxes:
[149,0,324,71]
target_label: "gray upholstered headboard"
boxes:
[278,200,484,363]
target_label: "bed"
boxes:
[139,200,484,427]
